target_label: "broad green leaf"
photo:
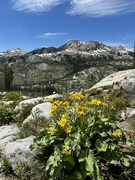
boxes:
[98,132,107,137]
[80,161,86,178]
[85,151,95,172]
[85,150,103,180]
[78,151,86,162]
[62,156,75,170]
[96,141,108,152]
[73,171,83,180]
[46,151,61,171]
[62,156,75,165]
[122,155,133,167]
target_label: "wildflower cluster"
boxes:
[31,92,132,180]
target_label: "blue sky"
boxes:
[0,0,135,52]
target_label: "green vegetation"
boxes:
[31,92,133,179]
[1,156,34,180]
[14,161,33,180]
[0,91,23,126]
[2,156,14,175]
[4,91,23,101]
[0,89,135,179]
[2,64,13,91]
[0,103,14,125]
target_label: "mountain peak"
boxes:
[0,48,26,57]
[58,40,111,52]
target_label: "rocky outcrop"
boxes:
[90,69,135,106]
[90,69,135,133]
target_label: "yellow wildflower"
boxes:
[58,113,67,127]
[63,145,71,155]
[68,93,85,100]
[91,99,102,105]
[49,105,57,114]
[53,100,63,106]
[76,105,85,115]
[65,123,72,133]
[62,101,70,109]
[49,127,55,136]
[112,130,122,137]
[46,97,53,102]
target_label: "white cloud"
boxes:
[11,0,135,16]
[103,41,128,48]
[38,32,66,39]
[11,0,63,13]
[67,0,135,17]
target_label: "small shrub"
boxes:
[14,161,32,180]
[2,157,14,175]
[0,103,14,125]
[2,156,34,180]
[5,91,23,101]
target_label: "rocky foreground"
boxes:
[0,69,135,179]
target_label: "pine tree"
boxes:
[2,64,13,91]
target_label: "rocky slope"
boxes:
[0,41,134,93]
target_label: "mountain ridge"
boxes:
[0,40,134,93]
[0,40,133,56]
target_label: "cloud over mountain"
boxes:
[38,32,66,39]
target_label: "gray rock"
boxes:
[0,126,20,150]
[44,93,63,101]
[128,108,135,121]
[23,102,52,125]
[14,97,44,111]
[90,69,135,106]
[1,136,35,170]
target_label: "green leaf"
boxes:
[62,156,75,170]
[78,151,86,162]
[85,150,103,180]
[73,171,84,180]
[45,152,62,179]
[85,151,95,173]
[80,161,86,178]
[62,156,75,165]
[100,117,109,122]
[122,155,133,167]
[125,138,133,146]
[96,141,108,152]
[98,132,107,137]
